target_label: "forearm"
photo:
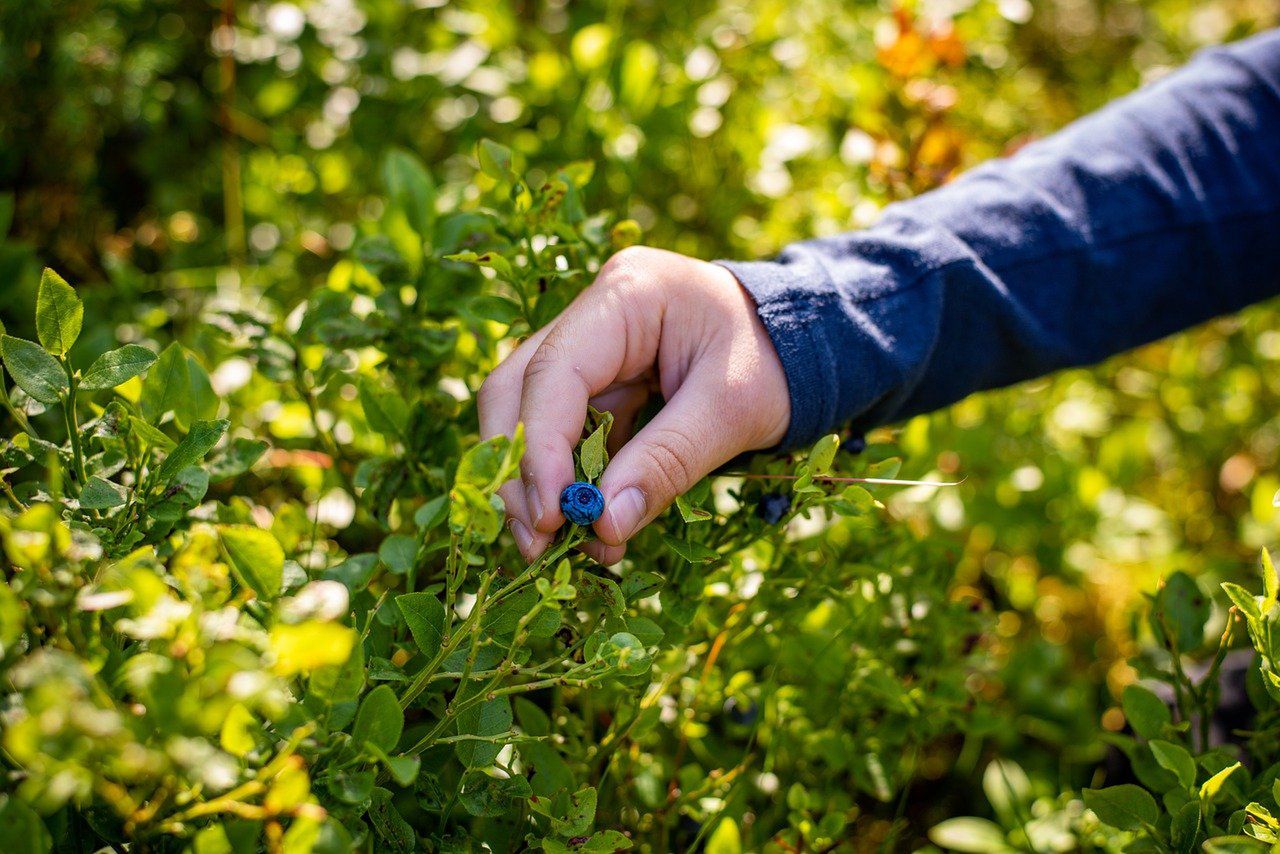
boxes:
[722,29,1280,448]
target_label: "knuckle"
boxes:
[599,244,654,280]
[636,427,700,497]
[522,339,567,387]
[597,246,661,300]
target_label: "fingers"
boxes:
[593,373,744,547]
[517,264,664,535]
[478,326,554,561]
[580,539,627,566]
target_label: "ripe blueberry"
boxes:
[560,482,605,526]
[756,492,791,525]
[847,434,867,455]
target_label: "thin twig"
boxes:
[734,474,964,488]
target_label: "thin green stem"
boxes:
[0,476,24,511]
[0,381,35,437]
[60,359,88,493]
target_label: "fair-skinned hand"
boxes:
[477,245,790,565]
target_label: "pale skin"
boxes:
[477,245,792,565]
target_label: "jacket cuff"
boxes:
[715,258,842,450]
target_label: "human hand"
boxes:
[477,246,790,564]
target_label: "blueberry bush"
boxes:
[2,0,1280,851]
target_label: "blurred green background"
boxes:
[2,0,1279,847]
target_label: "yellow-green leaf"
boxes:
[35,268,82,356]
[220,523,285,599]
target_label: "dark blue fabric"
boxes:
[719,29,1280,449]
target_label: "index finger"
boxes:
[518,273,665,534]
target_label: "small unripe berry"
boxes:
[756,492,791,525]
[560,482,605,526]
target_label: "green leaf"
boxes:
[155,418,227,486]
[928,817,1011,853]
[469,295,521,324]
[558,786,597,837]
[450,482,504,543]
[219,524,285,600]
[580,830,633,852]
[359,378,409,438]
[311,638,365,704]
[1,335,67,404]
[1082,784,1159,830]
[140,342,190,423]
[383,148,436,241]
[79,344,157,390]
[269,622,356,676]
[661,534,718,563]
[0,582,22,654]
[1170,800,1201,854]
[414,494,449,529]
[1200,761,1241,804]
[1150,740,1197,789]
[1263,548,1278,609]
[353,685,404,753]
[459,770,532,818]
[809,433,840,475]
[378,534,417,575]
[396,592,445,656]
[127,416,176,450]
[208,438,269,482]
[477,139,514,179]
[675,492,712,523]
[982,759,1031,828]
[621,571,663,601]
[1222,582,1262,622]
[597,631,650,673]
[624,615,664,647]
[368,787,414,853]
[0,795,53,854]
[179,354,219,431]
[580,420,608,481]
[220,703,259,757]
[79,476,127,510]
[366,742,421,786]
[1156,571,1210,651]
[1202,837,1270,854]
[455,433,519,490]
[1122,684,1171,740]
[455,695,512,767]
[579,572,625,616]
[35,267,82,356]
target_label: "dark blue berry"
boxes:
[756,492,791,525]
[560,482,605,526]
[724,696,758,725]
[847,434,867,455]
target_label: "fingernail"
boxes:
[604,487,647,542]
[509,519,534,553]
[525,483,543,527]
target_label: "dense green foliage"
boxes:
[2,0,1280,851]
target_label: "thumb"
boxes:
[593,378,740,546]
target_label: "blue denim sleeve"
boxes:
[719,29,1280,449]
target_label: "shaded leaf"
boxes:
[353,685,404,753]
[396,592,445,656]
[1,336,67,404]
[1083,785,1158,830]
[79,476,127,510]
[80,344,157,390]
